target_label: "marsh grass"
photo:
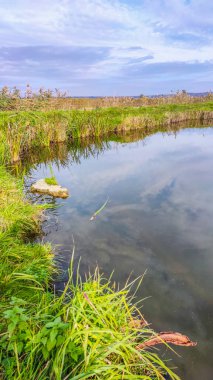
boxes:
[0,166,41,236]
[0,262,180,380]
[0,85,212,111]
[0,102,213,164]
[0,166,53,301]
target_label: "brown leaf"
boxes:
[136,331,197,350]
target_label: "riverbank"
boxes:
[0,101,203,378]
[0,165,184,379]
[0,102,213,163]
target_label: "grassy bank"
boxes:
[0,167,53,301]
[0,101,213,163]
[0,167,183,379]
[0,97,203,378]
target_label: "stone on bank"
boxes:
[31,179,69,198]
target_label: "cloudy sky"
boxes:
[0,0,212,95]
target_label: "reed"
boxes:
[0,85,213,111]
[0,102,213,164]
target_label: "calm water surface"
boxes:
[26,127,213,380]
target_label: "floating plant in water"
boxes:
[90,197,109,221]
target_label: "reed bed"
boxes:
[0,102,213,164]
[0,85,212,111]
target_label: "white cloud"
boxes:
[1,0,212,58]
[0,0,212,93]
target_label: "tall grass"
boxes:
[0,166,53,301]
[0,90,204,378]
[0,102,213,164]
[1,261,180,380]
[0,85,212,111]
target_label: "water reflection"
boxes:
[23,125,213,380]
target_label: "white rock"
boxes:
[31,179,69,199]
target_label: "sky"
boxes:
[0,0,213,96]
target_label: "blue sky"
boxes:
[0,0,212,95]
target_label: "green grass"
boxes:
[0,102,212,164]
[45,176,58,186]
[1,261,180,380]
[0,166,53,302]
[0,166,182,379]
[0,99,206,378]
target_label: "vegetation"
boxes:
[0,267,181,379]
[0,168,182,379]
[0,86,203,379]
[45,177,58,186]
[45,165,58,186]
[0,166,53,302]
[0,102,213,164]
[0,85,212,111]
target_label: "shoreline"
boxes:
[0,165,183,379]
[0,102,213,164]
[0,103,208,378]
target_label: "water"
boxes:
[26,127,213,379]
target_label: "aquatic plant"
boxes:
[90,198,109,221]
